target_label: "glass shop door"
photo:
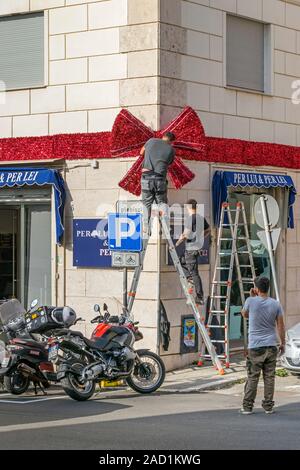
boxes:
[0,208,18,300]
[0,187,52,309]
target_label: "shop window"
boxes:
[226,15,273,93]
[0,12,45,90]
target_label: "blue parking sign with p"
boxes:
[108,213,143,252]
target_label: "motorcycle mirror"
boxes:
[94,304,100,313]
[30,299,38,310]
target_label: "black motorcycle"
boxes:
[0,299,79,395]
[47,303,166,401]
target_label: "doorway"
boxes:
[226,187,284,343]
[0,187,52,308]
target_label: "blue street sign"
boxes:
[108,213,142,252]
[73,219,112,267]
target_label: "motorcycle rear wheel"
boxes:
[126,350,165,394]
[61,359,95,401]
[4,368,30,395]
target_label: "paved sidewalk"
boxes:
[161,354,247,393]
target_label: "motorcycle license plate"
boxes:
[48,344,59,361]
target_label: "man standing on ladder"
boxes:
[176,199,210,305]
[140,132,176,226]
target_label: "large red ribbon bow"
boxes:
[110,106,206,196]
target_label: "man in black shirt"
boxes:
[176,199,210,304]
[140,132,176,222]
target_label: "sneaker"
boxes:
[240,408,253,415]
[264,409,274,415]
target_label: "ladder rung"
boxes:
[241,278,254,282]
[212,281,230,285]
[211,340,226,343]
[222,223,245,227]
[237,251,250,254]
[219,238,233,241]
[239,265,252,268]
[207,325,226,328]
[202,355,227,359]
[210,310,226,313]
[211,295,228,299]
[209,313,227,316]
[216,267,230,270]
[219,253,231,256]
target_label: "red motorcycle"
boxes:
[47,303,166,401]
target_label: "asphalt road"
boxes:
[0,381,299,450]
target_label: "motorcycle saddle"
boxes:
[83,337,108,350]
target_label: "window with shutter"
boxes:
[226,15,268,93]
[0,12,45,91]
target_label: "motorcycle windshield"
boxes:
[0,299,26,326]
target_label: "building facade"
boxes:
[1,0,300,370]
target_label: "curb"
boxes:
[0,375,247,395]
[161,375,247,394]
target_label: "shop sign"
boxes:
[73,219,111,268]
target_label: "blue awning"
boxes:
[212,170,297,229]
[0,168,65,244]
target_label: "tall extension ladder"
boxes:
[127,210,225,376]
[199,202,256,368]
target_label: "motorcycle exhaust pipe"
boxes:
[17,363,37,378]
[82,362,105,381]
[17,363,49,386]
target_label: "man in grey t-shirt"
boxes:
[241,276,285,415]
[140,133,176,223]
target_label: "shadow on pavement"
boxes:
[1,401,299,450]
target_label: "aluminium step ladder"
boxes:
[127,209,225,375]
[198,202,256,368]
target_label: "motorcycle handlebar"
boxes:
[91,315,104,324]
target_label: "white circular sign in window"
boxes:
[254,195,280,229]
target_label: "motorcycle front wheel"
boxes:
[126,350,165,394]
[61,359,95,401]
[4,367,30,395]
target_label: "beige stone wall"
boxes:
[0,0,161,136]
[159,0,300,146]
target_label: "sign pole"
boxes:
[260,196,280,301]
[123,267,128,312]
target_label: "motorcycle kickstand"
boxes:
[34,381,47,396]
